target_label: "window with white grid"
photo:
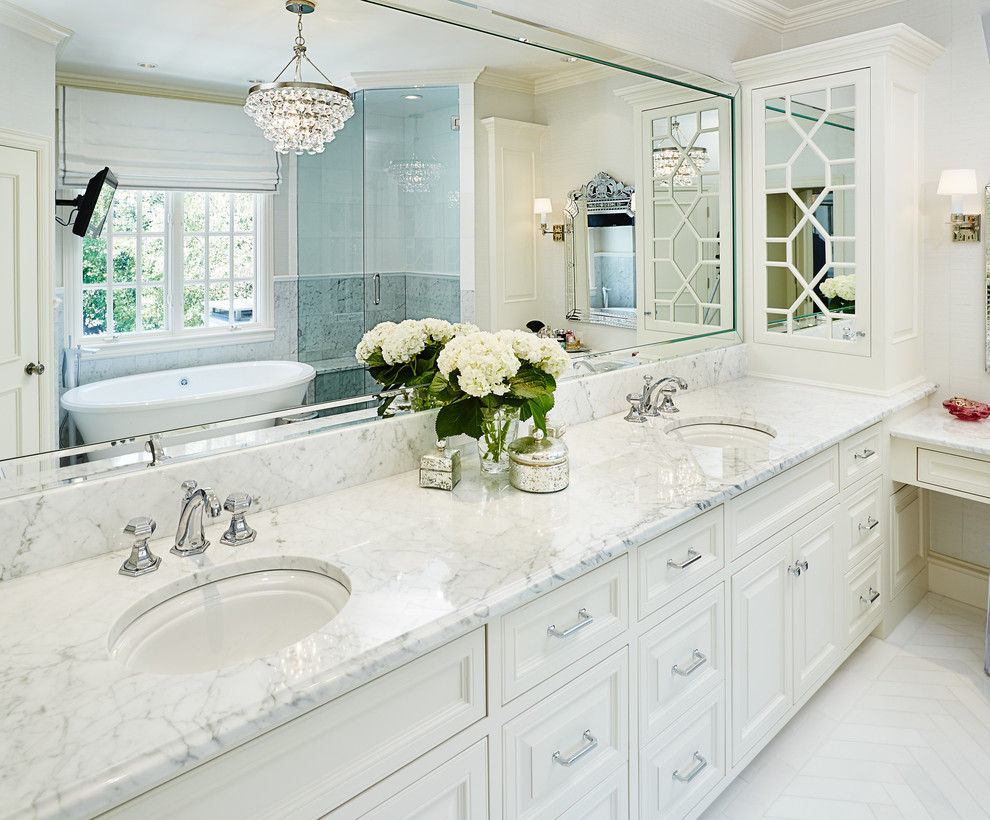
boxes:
[79,190,270,342]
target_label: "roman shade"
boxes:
[58,86,280,192]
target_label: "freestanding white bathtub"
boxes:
[61,360,316,444]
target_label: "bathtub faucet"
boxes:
[171,480,222,557]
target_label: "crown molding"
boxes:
[56,72,246,106]
[732,23,945,82]
[476,69,534,95]
[343,67,484,92]
[704,0,909,34]
[0,0,71,46]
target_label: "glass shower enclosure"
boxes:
[296,86,461,406]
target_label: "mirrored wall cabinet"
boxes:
[735,25,943,394]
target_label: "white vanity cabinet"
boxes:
[95,428,907,820]
[734,25,943,394]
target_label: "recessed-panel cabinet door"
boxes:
[730,538,792,764]
[791,510,841,698]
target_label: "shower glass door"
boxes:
[297,86,461,407]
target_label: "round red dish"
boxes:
[942,397,990,421]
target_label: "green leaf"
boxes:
[435,399,484,440]
[509,366,552,399]
[526,393,555,434]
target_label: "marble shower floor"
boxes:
[699,593,990,820]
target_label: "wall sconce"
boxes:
[534,197,564,241]
[937,169,981,242]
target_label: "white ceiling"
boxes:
[5,0,596,97]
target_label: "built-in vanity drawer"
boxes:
[639,687,725,820]
[638,506,724,619]
[844,476,884,569]
[840,423,884,489]
[325,739,489,820]
[640,584,724,742]
[727,447,839,561]
[557,765,629,820]
[501,556,628,703]
[100,629,486,820]
[844,549,883,648]
[917,447,990,500]
[503,649,628,819]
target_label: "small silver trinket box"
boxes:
[419,439,461,490]
[507,430,569,493]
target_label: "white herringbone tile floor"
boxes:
[699,594,990,820]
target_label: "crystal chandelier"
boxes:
[245,1,354,155]
[388,115,442,193]
[653,118,709,186]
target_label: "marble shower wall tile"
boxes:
[0,343,746,581]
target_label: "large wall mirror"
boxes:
[2,0,738,492]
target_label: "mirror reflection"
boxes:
[2,0,739,480]
[762,83,860,340]
[565,172,636,329]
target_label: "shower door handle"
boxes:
[372,272,381,306]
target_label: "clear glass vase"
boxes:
[477,406,520,475]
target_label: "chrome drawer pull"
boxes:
[672,751,708,783]
[854,447,876,460]
[858,516,879,532]
[552,729,597,767]
[667,548,702,570]
[789,559,809,577]
[547,608,593,639]
[672,649,707,677]
[860,587,880,605]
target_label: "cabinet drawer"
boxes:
[102,630,487,820]
[326,740,488,820]
[502,556,628,703]
[918,447,990,500]
[640,584,724,742]
[844,549,883,648]
[504,650,628,819]
[640,687,725,820]
[840,423,884,489]
[557,766,629,820]
[638,506,724,619]
[845,476,884,569]
[727,447,839,561]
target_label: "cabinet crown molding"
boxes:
[732,23,945,82]
[0,0,71,46]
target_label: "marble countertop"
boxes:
[889,406,990,457]
[0,376,934,820]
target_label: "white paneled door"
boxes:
[0,134,51,459]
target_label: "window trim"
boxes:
[65,191,274,355]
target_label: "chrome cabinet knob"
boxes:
[120,516,160,577]
[220,491,256,546]
[24,362,45,376]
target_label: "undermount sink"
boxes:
[665,417,777,449]
[109,558,351,675]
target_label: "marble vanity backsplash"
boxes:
[0,342,746,581]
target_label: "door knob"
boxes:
[24,362,45,376]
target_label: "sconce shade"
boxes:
[937,169,978,196]
[533,198,553,215]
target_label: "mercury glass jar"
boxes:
[419,439,461,490]
[507,430,569,493]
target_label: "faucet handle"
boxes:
[181,479,199,498]
[220,492,256,546]
[120,516,161,577]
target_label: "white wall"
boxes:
[0,19,56,138]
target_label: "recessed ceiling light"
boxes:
[137,62,158,69]
[248,79,265,84]
[561,56,578,63]
[403,94,423,100]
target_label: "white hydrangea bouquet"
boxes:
[430,329,569,470]
[356,319,480,408]
[820,274,855,304]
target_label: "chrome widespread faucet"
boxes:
[171,480,221,557]
[643,375,688,415]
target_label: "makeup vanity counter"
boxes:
[0,376,934,820]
